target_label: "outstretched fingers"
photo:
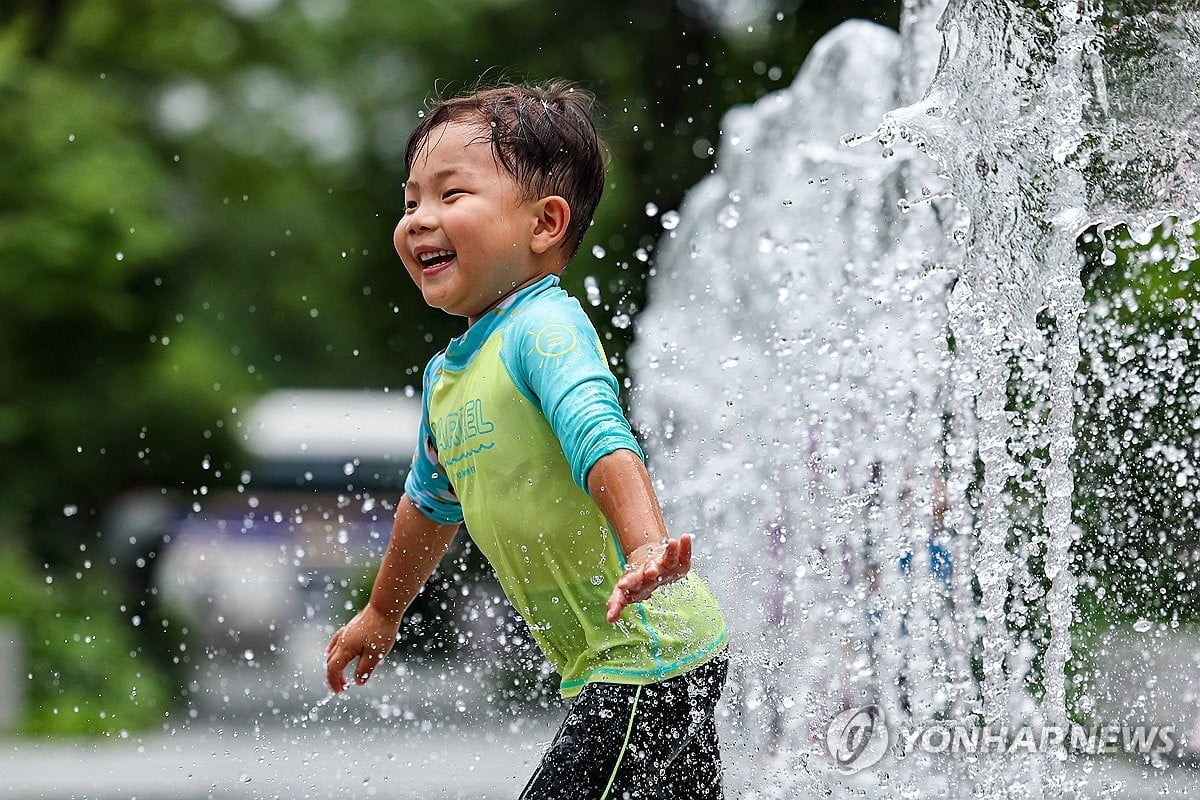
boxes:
[328,644,385,693]
[326,630,382,693]
[657,538,679,573]
[353,651,380,686]
[606,569,649,623]
[326,633,353,693]
[674,533,693,574]
[606,535,696,624]
[606,587,631,623]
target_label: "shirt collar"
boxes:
[441,274,561,370]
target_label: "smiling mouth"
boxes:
[417,249,456,270]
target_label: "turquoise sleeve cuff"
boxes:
[404,470,464,525]
[577,437,646,494]
[404,354,465,526]
[554,382,644,490]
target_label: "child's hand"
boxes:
[325,604,402,693]
[606,534,693,623]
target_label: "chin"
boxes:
[425,296,469,318]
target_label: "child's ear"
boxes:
[530,196,571,255]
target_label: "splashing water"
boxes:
[873,3,1200,794]
[630,1,1200,798]
[299,690,338,724]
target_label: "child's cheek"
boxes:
[403,261,423,288]
[392,221,407,257]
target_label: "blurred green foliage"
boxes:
[1,0,1195,737]
[1076,218,1200,625]
[974,218,1199,712]
[0,545,175,734]
[0,0,899,733]
[0,0,899,545]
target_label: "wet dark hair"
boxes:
[404,80,606,259]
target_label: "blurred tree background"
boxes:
[0,0,900,550]
[0,0,1195,736]
[0,0,900,733]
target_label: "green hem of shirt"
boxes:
[558,627,729,698]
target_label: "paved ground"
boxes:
[5,720,1200,800]
[1071,757,1200,800]
[4,626,1198,799]
[1,718,558,799]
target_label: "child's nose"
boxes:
[405,205,436,234]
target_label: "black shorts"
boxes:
[520,653,728,800]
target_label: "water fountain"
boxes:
[12,4,1195,797]
[630,1,1200,797]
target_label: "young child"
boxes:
[325,81,728,799]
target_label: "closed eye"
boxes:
[443,188,467,200]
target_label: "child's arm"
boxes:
[588,448,693,623]
[325,494,459,692]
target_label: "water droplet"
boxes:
[591,244,606,259]
[661,210,681,230]
[644,202,659,217]
[62,504,78,517]
[717,205,740,230]
[584,276,602,306]
[1132,618,1152,633]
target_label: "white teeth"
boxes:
[418,249,454,265]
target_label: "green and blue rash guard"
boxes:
[404,275,727,698]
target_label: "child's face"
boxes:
[394,121,545,322]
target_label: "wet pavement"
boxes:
[5,720,1200,799]
[1,717,558,799]
[4,628,1198,799]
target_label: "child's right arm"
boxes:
[324,494,459,693]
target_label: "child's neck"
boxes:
[466,266,565,326]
